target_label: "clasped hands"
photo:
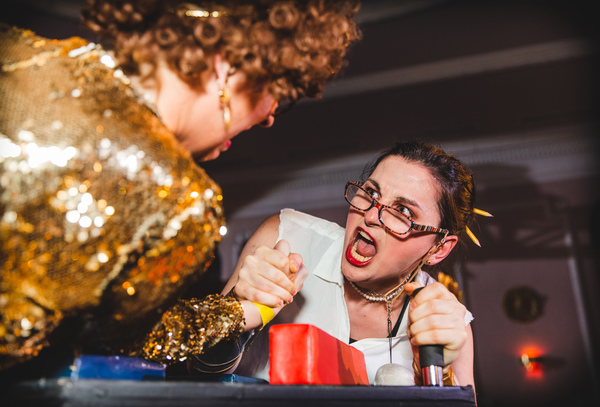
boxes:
[232,240,308,329]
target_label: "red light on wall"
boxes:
[520,349,543,378]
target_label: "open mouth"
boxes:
[345,228,377,266]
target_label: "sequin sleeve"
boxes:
[141,294,245,364]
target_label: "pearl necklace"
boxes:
[347,273,414,365]
[347,274,411,303]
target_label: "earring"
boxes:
[218,67,236,133]
[218,80,231,133]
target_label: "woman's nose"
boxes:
[363,204,382,227]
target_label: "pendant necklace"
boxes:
[348,275,410,364]
[347,268,421,386]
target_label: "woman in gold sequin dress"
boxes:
[0,0,360,376]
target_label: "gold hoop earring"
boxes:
[218,67,236,133]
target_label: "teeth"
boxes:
[351,238,372,262]
[358,230,373,243]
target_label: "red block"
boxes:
[269,324,369,385]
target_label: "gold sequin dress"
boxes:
[0,24,244,372]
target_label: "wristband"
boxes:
[252,302,274,327]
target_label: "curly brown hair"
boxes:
[81,0,361,102]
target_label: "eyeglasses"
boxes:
[344,181,449,239]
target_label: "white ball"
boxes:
[374,363,414,386]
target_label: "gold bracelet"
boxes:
[252,302,274,327]
[443,365,456,386]
[413,360,423,386]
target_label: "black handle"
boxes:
[412,287,444,386]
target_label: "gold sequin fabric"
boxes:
[0,24,241,370]
[437,272,463,303]
[142,294,244,364]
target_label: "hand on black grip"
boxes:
[412,287,444,386]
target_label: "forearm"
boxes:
[187,300,266,374]
[141,294,245,364]
[450,325,475,389]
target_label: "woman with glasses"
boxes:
[0,0,361,375]
[214,140,478,390]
